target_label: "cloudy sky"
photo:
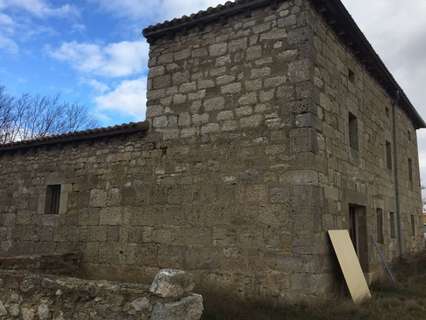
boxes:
[1,0,426,181]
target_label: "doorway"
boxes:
[348,204,369,273]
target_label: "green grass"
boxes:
[202,251,426,320]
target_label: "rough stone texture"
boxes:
[0,254,80,275]
[150,269,195,298]
[0,270,203,320]
[308,2,424,281]
[151,294,203,320]
[0,0,424,305]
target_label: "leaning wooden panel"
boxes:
[328,230,372,304]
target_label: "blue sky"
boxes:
[0,0,223,125]
[1,0,426,186]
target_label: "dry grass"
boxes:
[202,251,426,320]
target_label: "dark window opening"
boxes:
[408,158,413,188]
[348,69,355,83]
[386,141,392,170]
[389,212,396,239]
[45,185,61,215]
[408,130,412,141]
[349,112,359,151]
[385,107,390,118]
[376,209,384,244]
[411,215,416,237]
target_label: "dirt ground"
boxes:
[203,251,426,320]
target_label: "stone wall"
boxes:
[308,2,424,278]
[0,0,337,303]
[147,0,315,143]
[0,0,424,304]
[0,269,203,320]
[145,0,335,300]
[0,254,79,276]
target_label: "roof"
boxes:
[0,121,149,153]
[143,0,426,129]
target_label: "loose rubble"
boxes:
[0,269,203,320]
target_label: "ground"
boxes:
[203,250,426,320]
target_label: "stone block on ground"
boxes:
[150,269,195,298]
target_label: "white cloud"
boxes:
[0,0,80,54]
[0,12,16,53]
[0,12,14,30]
[48,40,149,78]
[89,0,225,21]
[0,33,18,53]
[71,23,86,34]
[95,77,147,119]
[84,79,110,93]
[0,0,79,18]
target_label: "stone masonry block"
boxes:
[290,128,318,153]
[99,208,122,226]
[204,97,225,112]
[209,43,227,56]
[89,189,107,208]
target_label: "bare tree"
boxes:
[0,86,98,144]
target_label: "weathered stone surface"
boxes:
[22,307,35,320]
[8,303,20,317]
[150,269,194,298]
[0,301,7,317]
[204,97,225,111]
[0,0,423,306]
[37,303,50,320]
[209,43,227,56]
[129,297,152,313]
[151,294,203,320]
[0,270,203,320]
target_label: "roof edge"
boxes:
[143,0,271,41]
[0,121,149,153]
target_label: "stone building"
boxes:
[0,0,425,302]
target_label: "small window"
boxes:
[376,209,384,244]
[389,212,396,239]
[408,130,412,141]
[411,215,416,237]
[408,158,413,187]
[348,69,355,83]
[385,107,390,118]
[385,141,392,170]
[45,185,61,215]
[349,112,359,151]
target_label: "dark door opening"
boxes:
[348,204,369,273]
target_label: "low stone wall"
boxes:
[0,254,80,276]
[0,269,203,320]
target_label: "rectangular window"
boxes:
[44,185,61,215]
[408,158,413,188]
[349,112,359,151]
[376,209,384,244]
[385,107,390,118]
[385,141,392,170]
[348,69,355,83]
[389,212,396,239]
[411,215,416,237]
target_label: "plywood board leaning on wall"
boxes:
[328,230,372,304]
